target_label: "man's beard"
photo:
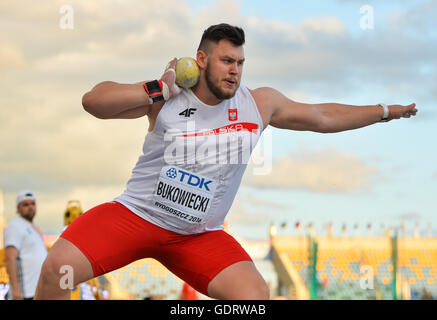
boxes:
[205,63,238,100]
[20,211,35,222]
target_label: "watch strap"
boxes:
[378,103,389,122]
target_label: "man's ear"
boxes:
[196,50,207,70]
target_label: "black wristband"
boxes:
[144,80,164,104]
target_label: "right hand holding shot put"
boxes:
[160,57,200,99]
[160,57,182,99]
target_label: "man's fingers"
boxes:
[168,57,178,70]
[171,83,182,95]
[161,58,184,98]
[402,105,418,118]
[164,57,178,72]
[162,58,178,82]
[403,103,418,116]
[388,103,418,119]
[409,103,418,111]
[161,69,176,85]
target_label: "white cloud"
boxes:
[243,148,378,193]
[0,44,27,71]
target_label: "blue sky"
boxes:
[0,0,435,239]
[189,0,425,32]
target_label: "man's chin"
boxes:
[216,86,239,100]
[22,213,35,221]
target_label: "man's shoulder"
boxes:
[247,87,283,112]
[6,216,20,226]
[248,86,281,97]
[5,217,27,230]
[244,87,285,130]
[4,218,26,246]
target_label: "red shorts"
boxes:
[60,201,252,296]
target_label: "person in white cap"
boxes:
[3,190,47,300]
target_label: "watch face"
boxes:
[146,80,161,94]
[145,80,164,103]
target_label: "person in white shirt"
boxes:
[3,190,48,300]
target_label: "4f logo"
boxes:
[179,108,197,117]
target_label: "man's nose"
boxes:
[229,62,239,75]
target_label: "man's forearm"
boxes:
[318,103,384,133]
[5,259,21,296]
[82,81,150,119]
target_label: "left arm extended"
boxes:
[257,87,418,133]
[310,102,418,133]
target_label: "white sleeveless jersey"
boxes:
[114,84,263,234]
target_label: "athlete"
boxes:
[34,23,418,300]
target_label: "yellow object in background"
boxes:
[62,200,106,299]
[64,200,83,226]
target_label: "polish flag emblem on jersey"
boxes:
[228,108,238,121]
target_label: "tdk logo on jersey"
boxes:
[166,168,212,191]
[179,108,196,118]
[166,168,178,179]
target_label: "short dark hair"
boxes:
[197,23,245,53]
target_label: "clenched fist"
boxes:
[386,103,418,121]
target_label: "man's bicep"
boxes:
[269,94,326,132]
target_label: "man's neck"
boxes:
[18,214,33,223]
[191,81,223,106]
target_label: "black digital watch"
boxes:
[144,80,165,104]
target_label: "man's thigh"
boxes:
[207,261,270,300]
[60,201,162,277]
[157,230,259,298]
[44,236,95,286]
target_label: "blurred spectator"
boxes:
[3,190,47,300]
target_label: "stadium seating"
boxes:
[273,236,437,300]
[105,258,208,300]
